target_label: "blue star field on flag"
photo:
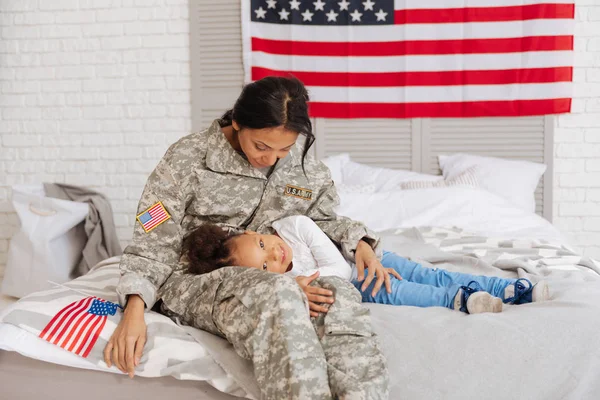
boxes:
[251,0,394,25]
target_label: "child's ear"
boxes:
[243,230,257,235]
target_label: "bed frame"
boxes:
[189,1,555,221]
[0,350,239,400]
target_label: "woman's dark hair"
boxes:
[186,224,241,275]
[219,76,314,172]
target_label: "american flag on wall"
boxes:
[242,0,575,118]
[39,296,119,358]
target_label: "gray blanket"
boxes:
[373,227,600,400]
[44,183,122,276]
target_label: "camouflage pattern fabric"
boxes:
[116,120,379,312]
[312,276,389,400]
[116,120,386,398]
[161,267,388,399]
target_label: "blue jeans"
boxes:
[352,251,516,310]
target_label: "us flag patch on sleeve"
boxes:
[136,201,171,233]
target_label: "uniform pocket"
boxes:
[315,276,374,338]
[324,306,374,337]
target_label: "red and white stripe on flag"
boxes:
[39,296,117,358]
[136,201,171,233]
[242,0,575,118]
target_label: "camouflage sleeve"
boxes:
[116,155,187,310]
[306,176,381,263]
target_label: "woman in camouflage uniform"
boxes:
[104,77,390,399]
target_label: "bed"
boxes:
[3,116,600,399]
[2,214,600,400]
[0,351,236,400]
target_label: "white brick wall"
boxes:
[554,1,600,260]
[0,0,191,275]
[1,0,599,276]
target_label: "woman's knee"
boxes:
[270,273,305,303]
[318,275,362,303]
[236,272,305,311]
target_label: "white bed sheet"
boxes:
[335,186,566,243]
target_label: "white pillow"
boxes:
[321,153,350,185]
[336,183,377,194]
[0,259,246,397]
[334,186,564,241]
[438,154,546,213]
[399,167,479,190]
[322,153,442,192]
[342,159,442,191]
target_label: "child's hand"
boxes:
[295,272,334,317]
[387,268,402,281]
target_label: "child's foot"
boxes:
[454,282,503,314]
[504,279,550,304]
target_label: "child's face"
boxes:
[231,232,293,274]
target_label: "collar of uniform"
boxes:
[272,141,303,174]
[204,120,266,180]
[287,141,303,168]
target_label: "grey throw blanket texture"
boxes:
[44,183,122,276]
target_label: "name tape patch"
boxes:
[284,185,313,201]
[136,201,171,233]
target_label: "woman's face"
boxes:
[230,232,293,274]
[233,121,299,169]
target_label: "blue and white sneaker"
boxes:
[503,279,550,304]
[454,281,503,314]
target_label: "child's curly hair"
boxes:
[185,224,242,275]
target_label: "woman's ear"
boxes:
[243,230,257,235]
[232,120,240,131]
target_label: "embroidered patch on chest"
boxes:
[136,201,171,233]
[283,185,313,201]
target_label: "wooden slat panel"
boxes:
[195,1,243,88]
[199,109,224,129]
[315,118,413,170]
[190,0,243,130]
[535,187,544,213]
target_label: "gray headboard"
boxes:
[189,0,554,221]
[313,117,554,221]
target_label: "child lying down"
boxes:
[186,215,550,315]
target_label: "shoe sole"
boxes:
[490,297,503,313]
[467,293,503,314]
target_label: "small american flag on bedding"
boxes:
[39,296,119,358]
[243,0,574,118]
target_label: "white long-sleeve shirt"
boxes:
[272,215,357,281]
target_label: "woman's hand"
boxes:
[104,295,147,378]
[355,240,402,296]
[295,272,335,317]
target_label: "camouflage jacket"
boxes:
[116,120,380,315]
